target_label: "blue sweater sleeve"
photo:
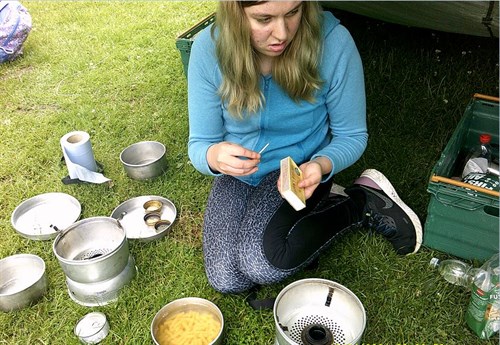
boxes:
[187,27,223,176]
[312,23,367,180]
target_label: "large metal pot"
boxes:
[0,254,48,312]
[274,278,366,345]
[53,217,129,283]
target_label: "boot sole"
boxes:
[359,169,423,254]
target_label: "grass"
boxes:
[0,1,498,344]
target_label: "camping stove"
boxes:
[273,279,366,345]
[66,255,137,307]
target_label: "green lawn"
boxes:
[0,2,498,344]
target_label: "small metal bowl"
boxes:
[120,141,167,180]
[0,254,48,312]
[151,297,224,345]
[143,200,163,214]
[144,212,161,226]
[154,220,172,233]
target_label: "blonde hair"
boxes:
[213,1,323,118]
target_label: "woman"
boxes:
[188,1,422,294]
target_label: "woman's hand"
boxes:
[207,142,261,176]
[277,156,332,200]
[296,160,323,199]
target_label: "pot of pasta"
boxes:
[151,297,224,345]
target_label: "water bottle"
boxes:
[465,253,499,339]
[475,133,493,161]
[430,254,500,339]
[429,257,480,288]
[462,133,493,178]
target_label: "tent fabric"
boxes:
[323,1,499,38]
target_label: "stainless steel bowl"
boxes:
[151,297,224,345]
[52,217,129,283]
[274,278,366,345]
[120,141,167,180]
[0,254,48,312]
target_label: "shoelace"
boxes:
[365,211,397,237]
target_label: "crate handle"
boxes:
[176,13,215,40]
[430,175,499,198]
[473,93,499,102]
[433,191,483,211]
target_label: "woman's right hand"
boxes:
[206,142,261,176]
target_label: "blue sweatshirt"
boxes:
[188,11,367,186]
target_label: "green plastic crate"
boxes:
[424,94,499,260]
[175,13,215,77]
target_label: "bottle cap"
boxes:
[479,134,491,144]
[429,257,440,268]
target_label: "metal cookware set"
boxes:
[4,190,176,343]
[2,139,367,344]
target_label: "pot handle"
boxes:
[50,224,72,240]
[50,224,62,232]
[115,212,127,229]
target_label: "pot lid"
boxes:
[110,195,176,242]
[11,192,81,240]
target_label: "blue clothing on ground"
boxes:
[188,11,367,186]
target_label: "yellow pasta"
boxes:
[156,310,221,345]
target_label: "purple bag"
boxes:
[0,1,32,63]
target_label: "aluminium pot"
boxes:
[53,217,129,284]
[120,141,167,180]
[0,254,48,312]
[151,297,224,345]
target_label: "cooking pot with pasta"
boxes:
[151,297,224,345]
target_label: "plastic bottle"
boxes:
[476,134,493,161]
[462,133,493,178]
[430,254,500,339]
[465,253,500,339]
[429,257,480,288]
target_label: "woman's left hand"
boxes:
[277,157,332,200]
[297,161,324,199]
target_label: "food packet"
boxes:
[465,253,500,339]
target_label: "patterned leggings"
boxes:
[203,170,360,294]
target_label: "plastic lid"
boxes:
[479,133,491,144]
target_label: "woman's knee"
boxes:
[238,254,290,286]
[207,278,246,294]
[204,264,254,294]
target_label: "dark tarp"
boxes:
[323,1,499,38]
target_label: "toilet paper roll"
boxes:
[61,131,111,184]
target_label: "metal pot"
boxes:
[274,279,366,345]
[53,217,129,284]
[0,254,48,312]
[151,297,224,345]
[120,141,167,180]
